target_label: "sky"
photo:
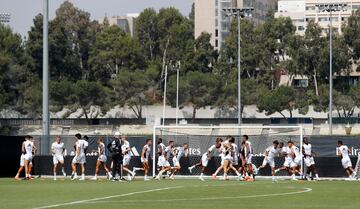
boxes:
[0,0,194,37]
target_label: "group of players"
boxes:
[15,133,357,181]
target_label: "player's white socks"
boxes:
[62,168,66,176]
[54,173,57,180]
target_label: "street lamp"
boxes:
[316,3,348,135]
[222,7,254,127]
[0,13,11,23]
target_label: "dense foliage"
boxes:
[1,2,360,121]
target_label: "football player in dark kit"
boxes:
[107,132,123,181]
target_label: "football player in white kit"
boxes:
[289,141,303,180]
[275,142,293,176]
[212,137,242,180]
[303,137,319,181]
[169,143,189,179]
[121,136,136,180]
[257,140,280,181]
[133,139,152,180]
[22,135,35,180]
[15,136,33,180]
[337,140,356,179]
[91,138,112,180]
[71,133,88,180]
[155,141,174,180]
[188,138,222,181]
[221,140,233,180]
[51,136,66,180]
[243,135,255,177]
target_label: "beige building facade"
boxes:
[276,0,360,35]
[195,0,277,50]
[98,13,139,37]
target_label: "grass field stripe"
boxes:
[84,187,313,204]
[31,186,184,209]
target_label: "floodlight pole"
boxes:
[42,0,50,154]
[175,61,180,126]
[316,3,347,135]
[162,66,168,126]
[223,7,254,134]
[329,10,333,135]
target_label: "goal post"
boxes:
[152,125,304,178]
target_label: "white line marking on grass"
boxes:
[31,186,184,209]
[85,187,312,204]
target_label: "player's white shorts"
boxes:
[262,158,275,168]
[72,153,86,164]
[341,157,352,169]
[157,156,170,167]
[224,154,233,162]
[201,154,209,167]
[97,154,107,163]
[24,153,33,161]
[123,154,131,166]
[283,158,292,167]
[291,157,302,168]
[304,156,315,167]
[220,154,225,165]
[53,155,64,164]
[246,154,253,164]
[141,157,148,164]
[20,154,33,167]
[172,157,180,167]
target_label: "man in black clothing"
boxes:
[107,132,122,181]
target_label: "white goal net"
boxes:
[152,125,304,178]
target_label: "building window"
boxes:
[215,39,218,47]
[341,17,348,21]
[306,17,316,22]
[353,5,360,9]
[215,29,218,37]
[294,79,308,88]
[298,26,305,31]
[306,6,316,11]
[318,17,328,22]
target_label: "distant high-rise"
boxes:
[98,13,139,37]
[194,0,277,50]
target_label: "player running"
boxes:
[221,140,233,180]
[21,135,35,180]
[155,141,174,180]
[288,140,302,180]
[303,137,320,181]
[257,140,280,181]
[133,139,152,181]
[212,137,242,180]
[243,135,255,178]
[71,133,88,180]
[107,132,123,181]
[275,142,293,176]
[91,138,112,180]
[51,136,66,180]
[188,138,222,181]
[337,140,356,179]
[121,136,136,180]
[15,136,33,180]
[169,143,189,179]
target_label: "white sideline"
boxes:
[85,187,313,204]
[31,186,183,209]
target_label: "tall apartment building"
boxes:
[275,0,360,35]
[98,13,139,37]
[195,0,277,50]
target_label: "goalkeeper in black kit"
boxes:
[107,132,123,181]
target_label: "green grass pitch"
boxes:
[0,178,359,209]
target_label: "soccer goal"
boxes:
[152,125,304,179]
